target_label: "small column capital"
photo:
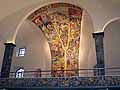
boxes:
[92,32,104,38]
[4,42,16,47]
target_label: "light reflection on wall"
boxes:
[79,10,96,77]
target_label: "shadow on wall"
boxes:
[79,10,96,77]
[104,19,120,75]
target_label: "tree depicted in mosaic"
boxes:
[28,3,83,77]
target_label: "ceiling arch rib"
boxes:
[27,3,83,77]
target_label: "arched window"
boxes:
[15,68,24,78]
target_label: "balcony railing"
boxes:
[7,67,120,78]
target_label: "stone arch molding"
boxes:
[103,17,120,75]
[102,17,120,32]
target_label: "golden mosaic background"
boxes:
[28,3,83,77]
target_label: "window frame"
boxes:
[17,47,26,57]
[15,68,24,78]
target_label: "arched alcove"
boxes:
[11,20,51,77]
[26,3,95,77]
[9,2,95,77]
[27,3,83,77]
[104,19,120,75]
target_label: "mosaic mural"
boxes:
[28,3,83,77]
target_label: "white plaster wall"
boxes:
[104,19,120,75]
[79,10,96,76]
[11,20,51,77]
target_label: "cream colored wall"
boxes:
[104,19,120,75]
[79,10,96,76]
[11,20,51,77]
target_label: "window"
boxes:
[15,68,24,78]
[17,48,26,57]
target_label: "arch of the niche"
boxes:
[12,2,93,43]
[12,2,94,77]
[102,17,120,32]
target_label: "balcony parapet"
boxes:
[0,76,120,89]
